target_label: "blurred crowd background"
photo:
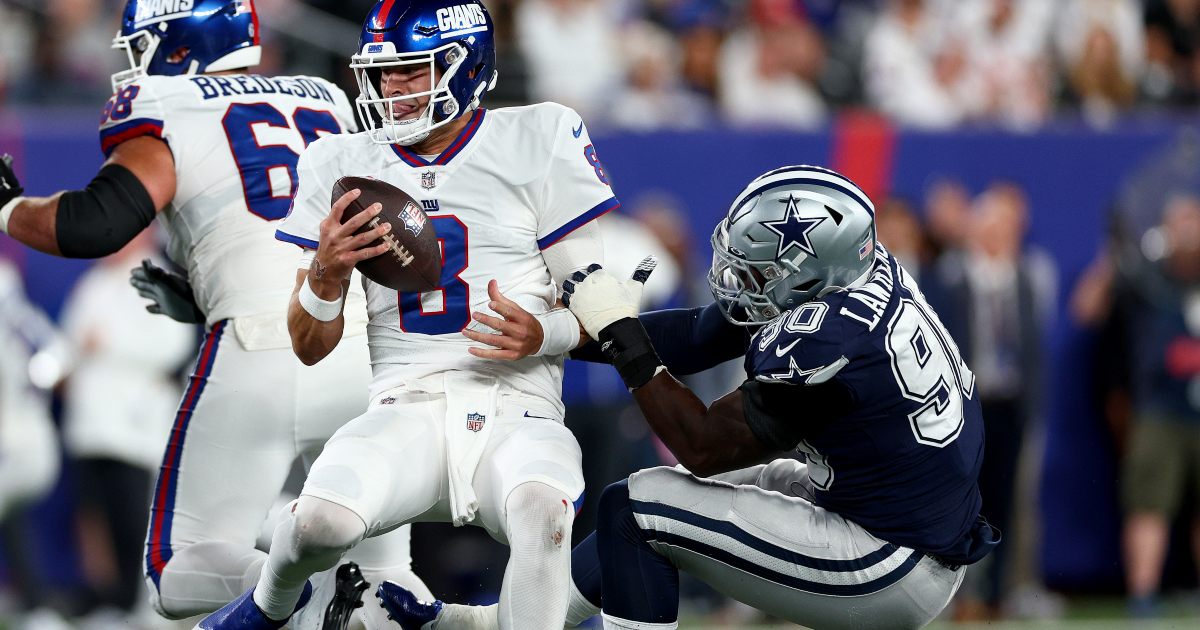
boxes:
[4,0,1200,129]
[4,0,1200,629]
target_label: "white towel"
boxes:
[442,372,499,526]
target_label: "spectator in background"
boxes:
[951,0,1054,129]
[1143,0,1200,107]
[516,0,624,119]
[1055,0,1144,126]
[1117,195,1200,618]
[0,256,68,630]
[863,0,975,128]
[924,177,974,258]
[876,197,927,278]
[607,21,713,130]
[925,182,1057,618]
[59,231,195,626]
[718,0,827,129]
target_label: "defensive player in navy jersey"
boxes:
[378,165,997,630]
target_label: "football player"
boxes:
[381,166,998,629]
[0,1,429,627]
[198,1,620,628]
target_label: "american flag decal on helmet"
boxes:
[859,238,874,260]
[401,201,426,236]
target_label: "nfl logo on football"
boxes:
[421,172,437,190]
[401,201,426,236]
[465,413,486,432]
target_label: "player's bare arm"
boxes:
[288,188,391,365]
[632,375,774,476]
[0,136,174,257]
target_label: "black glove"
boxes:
[0,154,23,209]
[129,259,205,324]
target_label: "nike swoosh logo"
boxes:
[524,411,556,421]
[775,338,802,357]
[572,122,584,138]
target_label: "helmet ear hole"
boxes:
[166,47,190,64]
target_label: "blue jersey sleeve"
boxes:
[568,303,750,375]
[642,302,750,375]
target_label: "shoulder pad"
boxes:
[746,299,855,385]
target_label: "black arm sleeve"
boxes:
[740,379,854,451]
[56,163,157,258]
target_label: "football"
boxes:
[331,176,442,292]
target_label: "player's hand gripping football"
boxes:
[312,188,393,291]
[130,259,205,324]
[562,256,657,339]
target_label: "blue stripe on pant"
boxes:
[630,498,924,597]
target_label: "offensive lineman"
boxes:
[383,166,998,629]
[0,1,429,626]
[200,0,619,628]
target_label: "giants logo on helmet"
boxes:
[134,0,195,28]
[435,4,487,38]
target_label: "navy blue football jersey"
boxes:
[743,246,997,564]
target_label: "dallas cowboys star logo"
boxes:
[760,195,826,259]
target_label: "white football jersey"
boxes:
[277,103,619,407]
[97,74,360,326]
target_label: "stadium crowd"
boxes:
[2,0,1200,129]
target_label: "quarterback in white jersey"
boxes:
[0,1,429,626]
[200,2,614,630]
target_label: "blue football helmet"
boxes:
[709,165,878,325]
[352,0,498,146]
[111,0,262,92]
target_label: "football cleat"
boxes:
[376,581,443,630]
[195,582,312,630]
[321,562,370,630]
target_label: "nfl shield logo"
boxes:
[400,201,426,236]
[421,172,437,190]
[466,413,486,432]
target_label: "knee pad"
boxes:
[758,458,810,498]
[505,481,573,554]
[289,496,368,559]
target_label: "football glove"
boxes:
[561,256,657,339]
[130,259,205,324]
[0,154,24,233]
[563,257,663,389]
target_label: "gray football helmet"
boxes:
[708,165,877,325]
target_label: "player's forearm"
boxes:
[288,274,347,365]
[633,375,767,477]
[5,195,66,255]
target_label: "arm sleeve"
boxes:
[535,106,620,250]
[643,302,750,375]
[740,378,853,451]
[569,302,750,374]
[276,140,338,248]
[98,79,168,157]
[541,221,604,287]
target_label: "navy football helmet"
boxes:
[111,0,261,92]
[709,165,877,325]
[352,0,498,146]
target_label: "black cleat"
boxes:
[321,562,370,630]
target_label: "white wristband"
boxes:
[534,308,581,356]
[299,276,344,322]
[0,196,23,234]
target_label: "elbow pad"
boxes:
[56,163,157,258]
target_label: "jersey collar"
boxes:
[390,109,487,168]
